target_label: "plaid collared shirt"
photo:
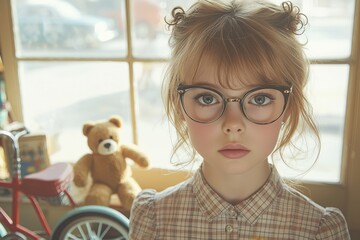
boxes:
[129,167,350,239]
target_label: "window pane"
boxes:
[276,65,349,182]
[132,0,355,59]
[135,62,203,169]
[270,0,355,59]
[18,62,132,163]
[134,62,174,168]
[12,0,127,58]
[132,0,195,58]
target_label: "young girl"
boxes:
[129,0,350,239]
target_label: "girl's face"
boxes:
[181,59,287,176]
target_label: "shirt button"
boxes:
[228,209,237,217]
[225,225,233,233]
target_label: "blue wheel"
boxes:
[51,206,129,240]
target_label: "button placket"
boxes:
[223,207,239,236]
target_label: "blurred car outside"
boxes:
[15,0,119,49]
[133,0,164,39]
[91,0,164,39]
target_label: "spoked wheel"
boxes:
[51,206,129,240]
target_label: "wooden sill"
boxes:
[132,166,192,192]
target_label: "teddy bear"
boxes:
[73,115,150,215]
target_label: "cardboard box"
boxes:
[1,133,50,177]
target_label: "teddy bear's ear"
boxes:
[109,116,122,128]
[83,123,94,136]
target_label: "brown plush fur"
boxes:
[73,116,150,214]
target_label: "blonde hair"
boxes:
[163,0,320,167]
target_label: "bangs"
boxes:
[204,24,289,89]
[178,6,296,89]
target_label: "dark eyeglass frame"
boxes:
[177,84,292,125]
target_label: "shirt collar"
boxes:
[192,165,283,224]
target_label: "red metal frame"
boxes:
[0,130,76,239]
[0,175,45,238]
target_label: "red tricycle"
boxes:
[0,129,129,239]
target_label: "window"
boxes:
[1,0,359,237]
[0,0,356,182]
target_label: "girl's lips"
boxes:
[218,144,250,159]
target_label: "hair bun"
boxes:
[165,6,186,27]
[281,1,308,35]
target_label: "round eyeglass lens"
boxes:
[243,88,286,124]
[181,87,224,123]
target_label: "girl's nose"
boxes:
[225,127,242,133]
[222,103,246,134]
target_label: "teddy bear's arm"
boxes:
[122,144,150,168]
[73,154,93,187]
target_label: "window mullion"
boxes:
[125,0,138,144]
[0,0,23,121]
[344,0,360,235]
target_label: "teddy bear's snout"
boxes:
[98,139,118,155]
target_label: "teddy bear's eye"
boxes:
[110,136,113,139]
[98,139,103,143]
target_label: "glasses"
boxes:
[177,84,292,125]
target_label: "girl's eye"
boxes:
[249,95,272,106]
[195,94,218,105]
